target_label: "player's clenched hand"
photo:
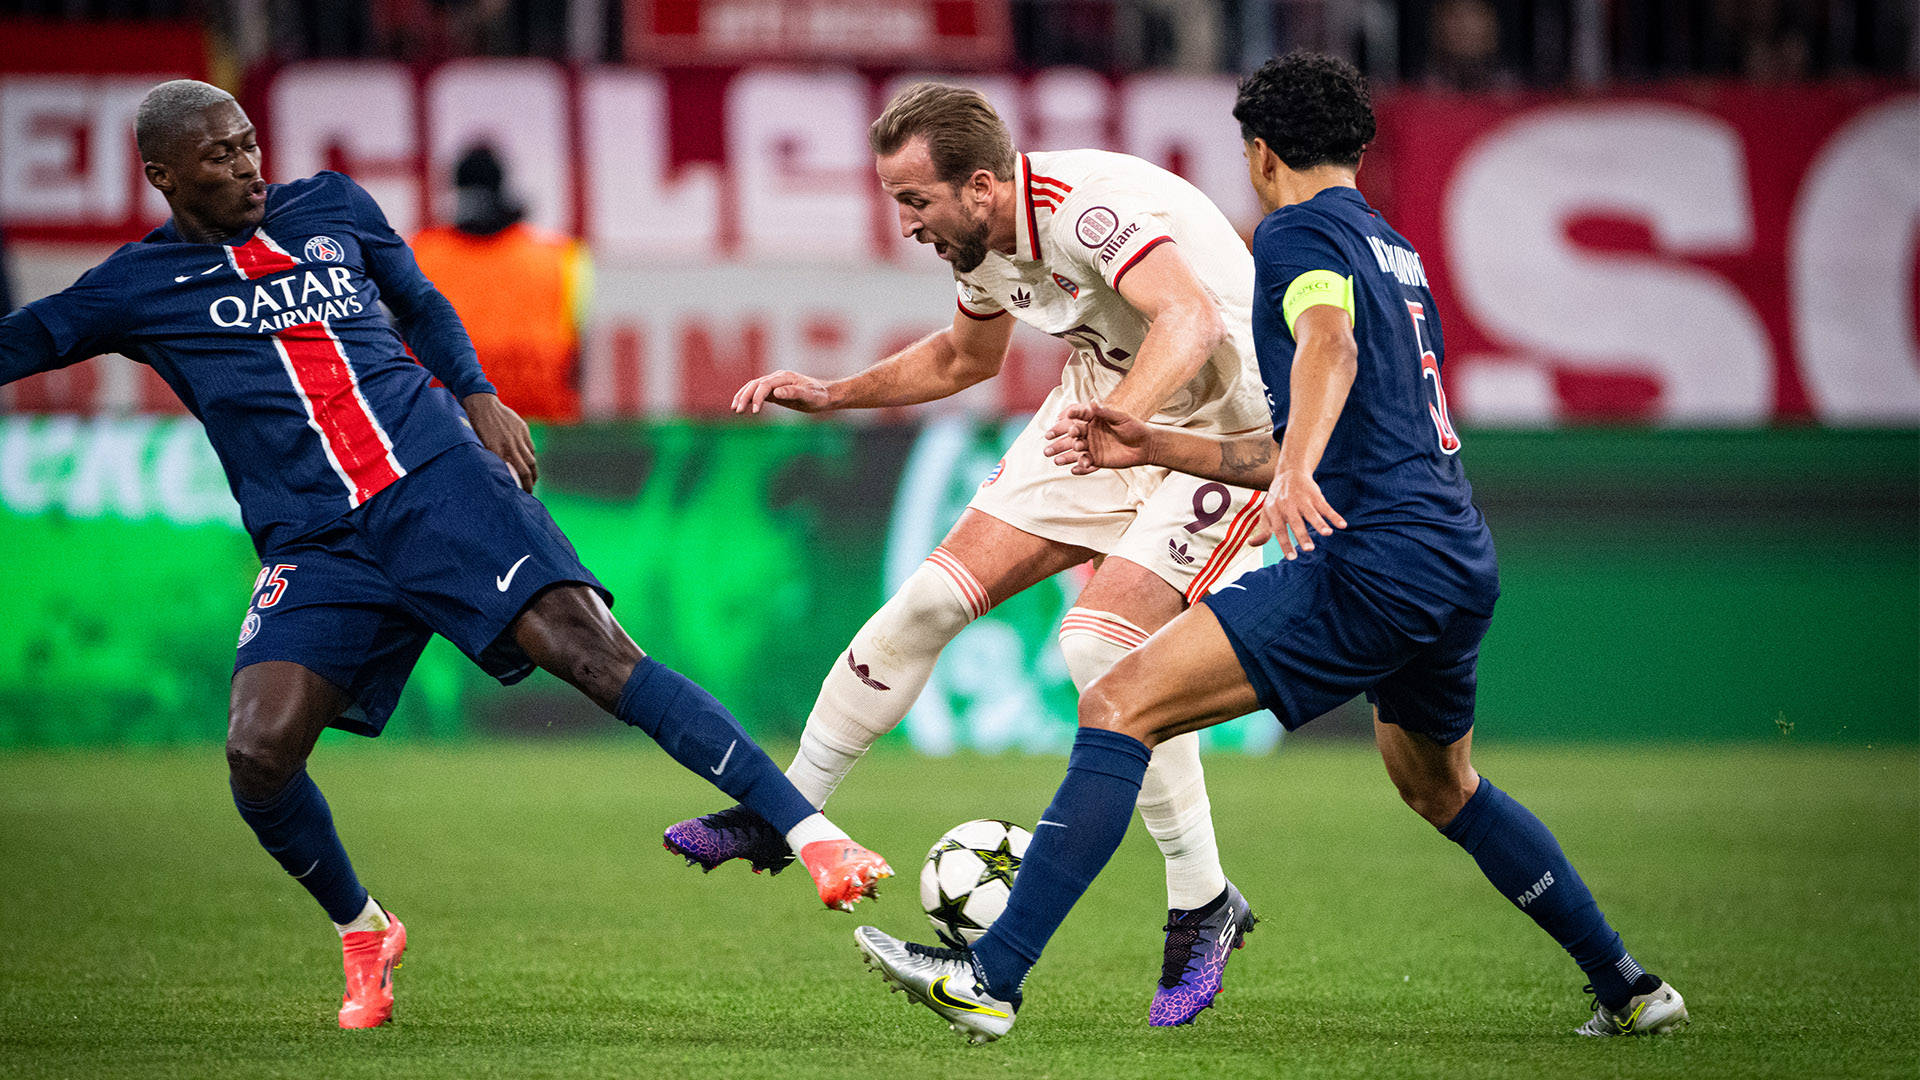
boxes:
[1260,466,1346,559]
[1042,401,1152,474]
[462,392,537,492]
[733,371,832,414]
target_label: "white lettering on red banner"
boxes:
[2,65,1912,426]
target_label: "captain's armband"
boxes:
[1281,270,1354,336]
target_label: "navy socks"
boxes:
[615,657,817,835]
[971,727,1153,1000]
[232,769,368,925]
[1441,776,1644,1008]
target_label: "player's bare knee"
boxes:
[1076,681,1161,747]
[514,587,641,702]
[224,728,302,799]
[1393,781,1444,826]
[1394,773,1474,828]
[547,627,641,707]
[564,649,641,710]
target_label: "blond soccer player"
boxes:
[664,83,1269,1025]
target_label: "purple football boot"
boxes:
[1150,880,1257,1026]
[662,803,796,875]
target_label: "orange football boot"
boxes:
[338,913,407,1029]
[799,841,893,912]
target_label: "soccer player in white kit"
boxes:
[664,83,1270,1025]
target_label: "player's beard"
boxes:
[944,216,992,273]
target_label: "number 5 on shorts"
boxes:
[257,564,296,608]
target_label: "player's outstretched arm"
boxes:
[0,310,63,386]
[1266,304,1355,559]
[1102,241,1226,420]
[1,257,137,389]
[1044,402,1277,486]
[731,307,1014,415]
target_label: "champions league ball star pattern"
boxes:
[920,820,1032,949]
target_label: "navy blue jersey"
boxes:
[1250,186,1497,612]
[0,171,494,555]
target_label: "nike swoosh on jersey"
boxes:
[928,976,1009,1017]
[495,554,532,592]
[710,739,737,776]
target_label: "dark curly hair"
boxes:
[1232,52,1375,171]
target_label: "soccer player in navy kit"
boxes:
[0,80,891,1029]
[854,53,1688,1043]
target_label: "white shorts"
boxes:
[968,387,1268,603]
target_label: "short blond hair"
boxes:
[868,82,1015,187]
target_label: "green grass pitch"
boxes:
[3,739,1915,1079]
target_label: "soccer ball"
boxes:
[919,819,1033,949]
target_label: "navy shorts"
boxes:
[232,442,609,736]
[1202,549,1492,745]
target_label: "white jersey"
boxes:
[954,149,1269,435]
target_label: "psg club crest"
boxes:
[237,612,261,647]
[303,236,344,264]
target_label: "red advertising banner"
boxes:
[0,20,208,244]
[1373,84,1918,426]
[2,58,1913,425]
[0,18,207,76]
[625,0,1011,66]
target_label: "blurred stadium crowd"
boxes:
[1,0,1912,82]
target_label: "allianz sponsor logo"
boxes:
[0,416,241,527]
[207,267,364,332]
[1097,221,1141,264]
[1365,235,1430,288]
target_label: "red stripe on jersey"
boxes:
[1110,236,1174,289]
[926,547,991,619]
[1186,492,1267,603]
[1030,174,1073,197]
[957,298,1008,321]
[273,321,405,507]
[228,230,299,281]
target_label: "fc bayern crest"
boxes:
[1075,207,1119,248]
[303,235,344,263]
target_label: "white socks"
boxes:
[333,895,390,936]
[1059,607,1228,910]
[1134,731,1227,909]
[784,550,986,808]
[784,812,851,853]
[785,550,1229,911]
